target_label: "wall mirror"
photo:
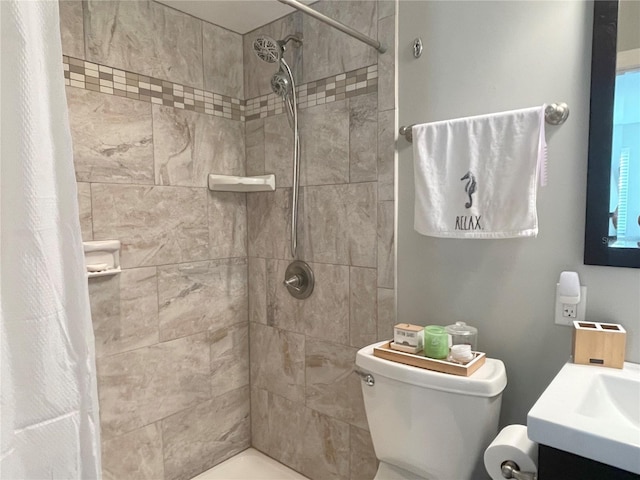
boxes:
[584,0,640,268]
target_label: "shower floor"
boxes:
[192,448,309,480]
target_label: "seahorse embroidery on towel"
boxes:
[460,171,477,209]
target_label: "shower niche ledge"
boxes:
[83,240,121,278]
[207,174,276,192]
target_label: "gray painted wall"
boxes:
[397,0,640,427]
[618,0,640,52]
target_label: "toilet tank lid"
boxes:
[356,341,507,397]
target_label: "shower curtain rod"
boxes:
[276,0,387,54]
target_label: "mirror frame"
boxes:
[584,0,640,268]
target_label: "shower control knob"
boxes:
[283,261,314,299]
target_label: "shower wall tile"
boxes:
[161,386,250,480]
[84,0,204,89]
[77,182,92,240]
[305,339,368,430]
[208,192,247,259]
[245,118,265,176]
[157,258,247,342]
[349,93,378,183]
[349,426,378,480]
[302,1,377,83]
[243,13,303,99]
[266,260,349,343]
[349,267,378,348]
[250,387,270,454]
[97,333,211,438]
[153,106,245,187]
[377,287,395,341]
[378,0,395,20]
[210,323,249,397]
[377,201,394,288]
[66,88,153,184]
[377,14,395,112]
[59,0,84,59]
[247,189,292,260]
[91,184,208,268]
[203,23,244,100]
[101,423,164,480]
[302,183,377,267]
[264,113,294,188]
[250,323,305,402]
[248,257,267,324]
[377,109,395,201]
[88,267,159,358]
[250,389,350,480]
[300,100,350,186]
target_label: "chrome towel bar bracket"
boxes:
[399,102,570,143]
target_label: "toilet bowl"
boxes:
[356,341,507,480]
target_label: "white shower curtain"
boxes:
[0,1,101,478]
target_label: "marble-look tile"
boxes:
[299,408,350,480]
[245,119,265,176]
[203,22,244,99]
[377,14,395,112]
[377,109,395,201]
[157,258,247,342]
[97,333,211,438]
[302,183,377,267]
[266,260,349,343]
[101,423,164,480]
[85,0,204,88]
[210,323,249,397]
[378,0,395,20]
[250,387,270,454]
[250,323,305,402]
[247,189,292,260]
[88,267,159,358]
[59,0,84,59]
[377,201,394,288]
[302,1,377,83]
[300,100,350,186]
[66,88,153,184]
[251,390,350,480]
[162,386,250,480]
[208,192,247,259]
[350,267,378,348]
[264,113,294,188]
[349,93,378,183]
[77,182,92,240]
[350,426,378,480]
[243,13,302,99]
[305,339,368,430]
[377,288,395,341]
[91,184,208,268]
[153,106,244,187]
[248,257,267,324]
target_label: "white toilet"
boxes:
[356,341,507,480]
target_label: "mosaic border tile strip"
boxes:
[244,65,378,121]
[63,56,244,121]
[63,56,378,122]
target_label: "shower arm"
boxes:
[276,0,386,54]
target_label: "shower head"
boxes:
[253,35,282,64]
[271,70,291,97]
[253,33,303,64]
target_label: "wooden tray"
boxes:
[373,341,486,377]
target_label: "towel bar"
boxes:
[399,102,570,143]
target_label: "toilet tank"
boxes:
[356,341,507,480]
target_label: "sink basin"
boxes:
[528,361,640,474]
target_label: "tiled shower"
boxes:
[58,1,396,478]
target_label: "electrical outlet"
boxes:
[563,304,577,318]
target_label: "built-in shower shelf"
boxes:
[83,240,121,279]
[207,174,276,192]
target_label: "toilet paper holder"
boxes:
[501,460,537,480]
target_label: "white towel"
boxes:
[412,105,547,239]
